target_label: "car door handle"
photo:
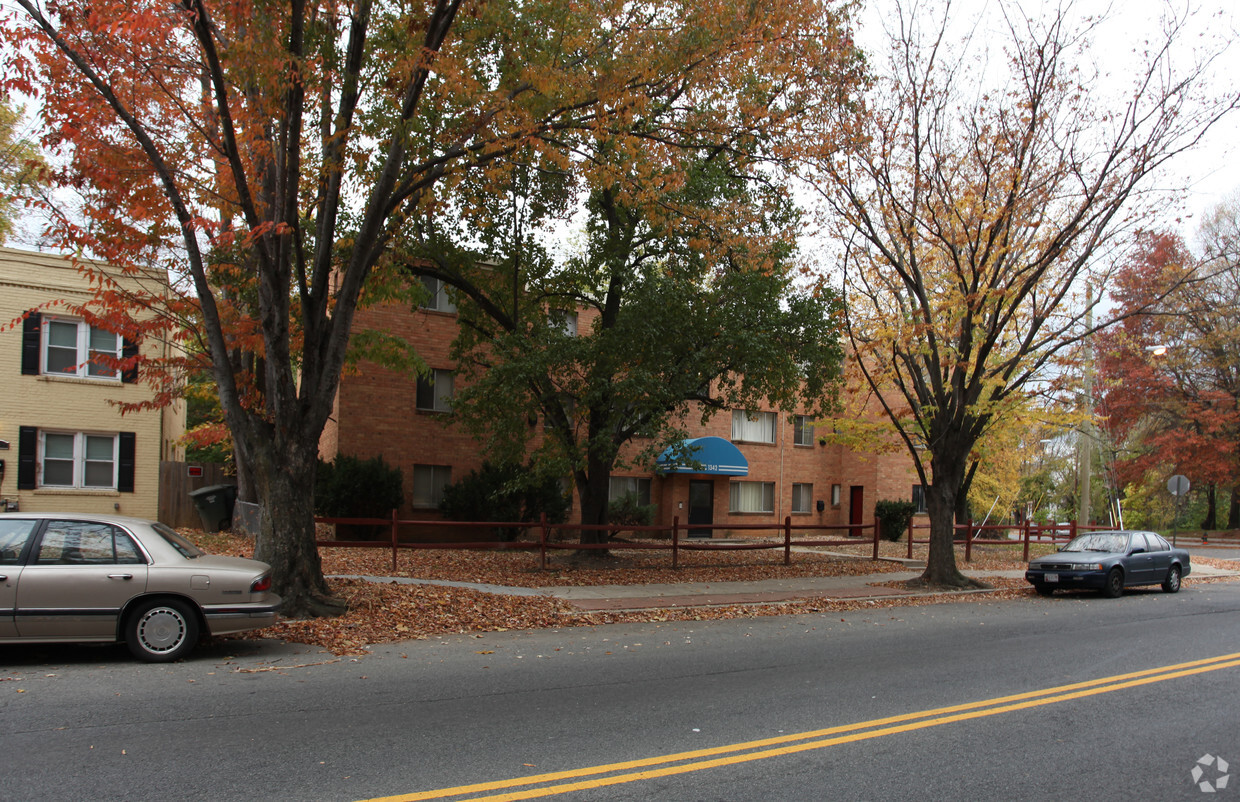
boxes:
[108,574,134,580]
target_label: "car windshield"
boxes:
[1061,533,1129,554]
[152,522,205,558]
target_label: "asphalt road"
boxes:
[4,581,1240,802]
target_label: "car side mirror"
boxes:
[1130,548,1145,555]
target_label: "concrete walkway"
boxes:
[336,562,1240,613]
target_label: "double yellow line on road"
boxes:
[365,651,1240,802]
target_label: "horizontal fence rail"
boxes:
[904,519,1110,563]
[313,512,884,571]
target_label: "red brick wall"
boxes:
[327,300,921,533]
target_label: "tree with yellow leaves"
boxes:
[809,1,1238,587]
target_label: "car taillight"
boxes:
[251,575,272,593]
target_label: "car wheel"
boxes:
[1101,568,1124,598]
[1034,583,1055,597]
[125,598,200,662]
[1162,565,1182,593]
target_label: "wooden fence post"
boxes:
[1022,519,1030,563]
[906,517,914,560]
[964,518,973,563]
[540,512,548,571]
[391,508,399,572]
[672,516,679,569]
[872,516,880,560]
[784,517,792,566]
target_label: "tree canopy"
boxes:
[808,1,1239,586]
[2,0,862,614]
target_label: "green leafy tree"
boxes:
[0,99,45,242]
[3,0,855,614]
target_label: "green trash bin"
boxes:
[188,484,238,532]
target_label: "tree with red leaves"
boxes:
[1096,219,1240,530]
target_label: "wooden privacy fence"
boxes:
[314,512,884,572]
[904,519,1108,563]
[158,461,231,529]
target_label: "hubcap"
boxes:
[139,608,186,653]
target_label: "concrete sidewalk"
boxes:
[338,562,1240,613]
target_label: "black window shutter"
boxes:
[18,426,37,489]
[117,432,136,493]
[121,337,139,384]
[21,312,41,375]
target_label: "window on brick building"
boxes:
[791,483,813,513]
[731,410,776,444]
[419,276,457,313]
[413,465,451,507]
[912,484,928,513]
[793,415,815,446]
[831,483,841,507]
[552,309,577,336]
[608,476,651,506]
[729,481,774,513]
[416,369,454,412]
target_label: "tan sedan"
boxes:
[0,512,280,661]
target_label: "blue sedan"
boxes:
[1025,530,1191,598]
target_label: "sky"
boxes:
[854,0,1240,243]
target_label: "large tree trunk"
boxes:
[918,449,985,588]
[575,460,613,547]
[1201,484,1217,531]
[1228,483,1240,530]
[249,437,343,618]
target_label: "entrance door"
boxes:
[849,485,865,531]
[688,480,714,538]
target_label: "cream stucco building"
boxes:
[1,247,184,519]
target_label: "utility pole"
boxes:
[1078,288,1093,526]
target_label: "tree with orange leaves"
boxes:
[3,0,864,615]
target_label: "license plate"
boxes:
[1045,573,1059,583]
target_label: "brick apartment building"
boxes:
[320,280,922,536]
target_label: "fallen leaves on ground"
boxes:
[188,530,1239,656]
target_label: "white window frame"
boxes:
[608,476,651,506]
[731,410,776,444]
[416,369,454,412]
[729,481,775,513]
[553,309,578,336]
[419,276,457,313]
[412,464,452,508]
[42,317,122,380]
[793,415,815,446]
[792,483,813,513]
[40,431,119,490]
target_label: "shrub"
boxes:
[315,455,404,538]
[873,499,917,542]
[439,462,570,541]
[608,493,655,530]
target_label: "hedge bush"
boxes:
[439,462,569,541]
[315,454,404,538]
[874,499,917,542]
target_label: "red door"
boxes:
[849,485,865,528]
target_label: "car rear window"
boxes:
[152,522,205,558]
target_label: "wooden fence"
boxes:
[314,512,884,572]
[158,461,231,528]
[904,519,1111,562]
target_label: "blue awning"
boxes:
[656,436,749,476]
